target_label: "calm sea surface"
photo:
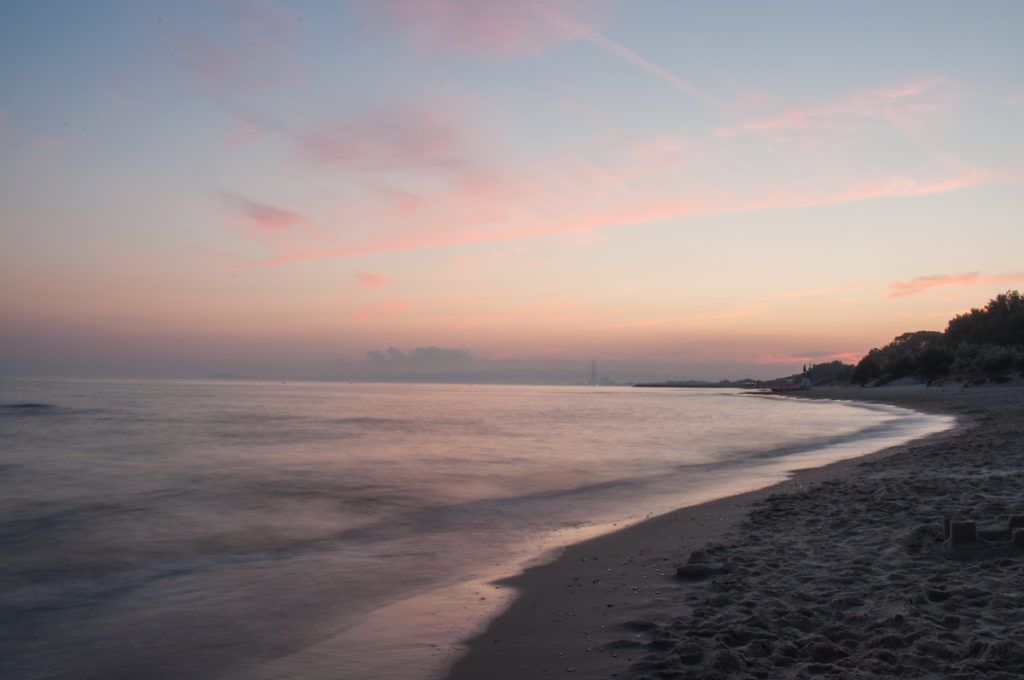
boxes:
[0,379,952,679]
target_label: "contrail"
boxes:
[531,2,719,107]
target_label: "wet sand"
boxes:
[446,385,1024,679]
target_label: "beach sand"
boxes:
[446,385,1024,679]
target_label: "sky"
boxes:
[1,0,1023,381]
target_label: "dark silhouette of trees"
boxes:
[946,290,1024,346]
[852,290,1024,385]
[851,331,948,385]
[804,360,855,385]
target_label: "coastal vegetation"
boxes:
[637,292,1024,389]
[853,290,1024,385]
[798,360,856,385]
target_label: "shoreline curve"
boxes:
[444,385,976,679]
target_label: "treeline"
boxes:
[852,290,1024,385]
[802,360,856,385]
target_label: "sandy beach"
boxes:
[447,385,1024,679]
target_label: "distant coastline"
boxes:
[633,380,760,388]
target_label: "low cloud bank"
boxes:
[366,346,477,375]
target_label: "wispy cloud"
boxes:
[731,91,772,112]
[223,114,264,147]
[188,243,257,268]
[252,163,985,267]
[362,0,579,56]
[715,76,952,141]
[209,84,986,269]
[751,350,862,365]
[170,0,302,91]
[530,2,719,106]
[220,193,308,232]
[827,351,865,363]
[362,0,717,106]
[356,272,393,288]
[750,352,814,365]
[293,107,468,171]
[888,271,1024,298]
[745,167,987,211]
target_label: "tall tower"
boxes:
[590,359,598,386]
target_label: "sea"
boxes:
[0,378,953,679]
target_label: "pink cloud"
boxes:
[355,272,393,288]
[251,162,986,267]
[716,76,952,140]
[629,137,687,169]
[171,0,302,91]
[731,91,772,111]
[220,193,308,232]
[751,350,863,365]
[750,352,812,365]
[362,0,587,56]
[909,171,986,195]
[223,114,264,147]
[827,351,865,364]
[887,271,1024,298]
[206,82,986,269]
[362,0,718,107]
[745,167,987,211]
[294,108,467,171]
[374,186,426,219]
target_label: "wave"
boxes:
[727,415,927,465]
[1,402,59,414]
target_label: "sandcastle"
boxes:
[944,515,1024,549]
